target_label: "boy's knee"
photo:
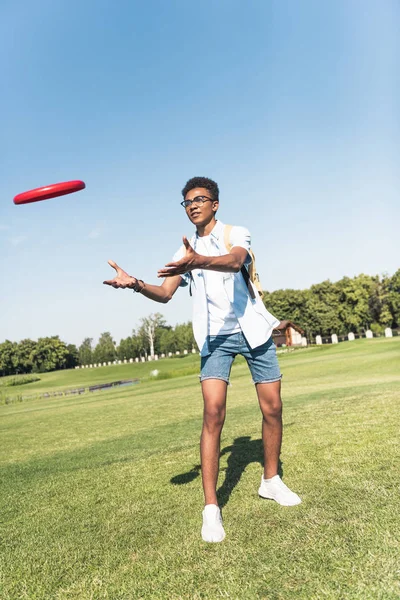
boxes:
[260,395,282,419]
[203,406,225,431]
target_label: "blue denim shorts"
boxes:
[200,332,281,385]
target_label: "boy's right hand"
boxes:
[103,260,138,289]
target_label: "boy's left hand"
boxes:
[158,236,201,277]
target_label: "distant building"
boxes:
[273,320,304,347]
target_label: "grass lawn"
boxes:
[0,339,399,599]
[0,354,203,399]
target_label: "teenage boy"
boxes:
[104,176,301,543]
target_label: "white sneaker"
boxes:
[258,475,302,506]
[201,504,226,543]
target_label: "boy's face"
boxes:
[183,187,219,227]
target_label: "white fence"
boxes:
[77,349,199,368]
[314,328,398,345]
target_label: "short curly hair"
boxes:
[181,176,219,201]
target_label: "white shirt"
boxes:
[172,220,280,356]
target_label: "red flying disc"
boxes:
[13,180,86,205]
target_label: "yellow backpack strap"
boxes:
[249,251,264,296]
[224,224,233,252]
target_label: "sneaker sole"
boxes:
[201,526,226,543]
[258,490,302,506]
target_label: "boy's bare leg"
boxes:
[200,379,227,505]
[256,380,282,479]
[256,379,301,506]
[200,378,227,542]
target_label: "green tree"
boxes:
[129,329,147,359]
[174,322,196,352]
[30,336,69,373]
[78,338,93,366]
[15,339,37,374]
[138,313,167,358]
[117,336,139,360]
[367,275,393,328]
[263,288,308,326]
[65,344,79,369]
[262,270,400,338]
[117,337,129,360]
[93,332,116,364]
[386,269,400,327]
[0,341,18,376]
[158,328,178,354]
[336,274,375,333]
[306,280,343,335]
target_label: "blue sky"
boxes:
[0,0,399,347]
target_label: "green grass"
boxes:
[1,354,201,396]
[0,339,399,599]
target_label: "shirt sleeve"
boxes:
[229,226,252,265]
[172,244,191,287]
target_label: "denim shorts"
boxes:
[200,332,281,385]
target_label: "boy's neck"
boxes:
[196,217,217,238]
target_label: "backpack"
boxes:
[224,225,264,298]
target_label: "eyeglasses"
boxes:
[180,195,215,209]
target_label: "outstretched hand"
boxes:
[158,236,200,277]
[103,260,138,289]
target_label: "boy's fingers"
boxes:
[107,259,121,272]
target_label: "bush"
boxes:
[370,322,384,335]
[0,374,41,387]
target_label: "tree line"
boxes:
[0,316,195,376]
[0,270,398,376]
[78,315,196,366]
[0,337,79,376]
[263,270,400,339]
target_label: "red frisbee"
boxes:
[13,180,86,205]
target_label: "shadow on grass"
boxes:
[171,435,283,508]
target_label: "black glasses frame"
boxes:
[180,195,215,209]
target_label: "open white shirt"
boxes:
[173,222,252,336]
[195,234,241,336]
[172,220,279,356]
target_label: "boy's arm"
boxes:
[103,259,181,303]
[140,277,182,303]
[157,236,248,278]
